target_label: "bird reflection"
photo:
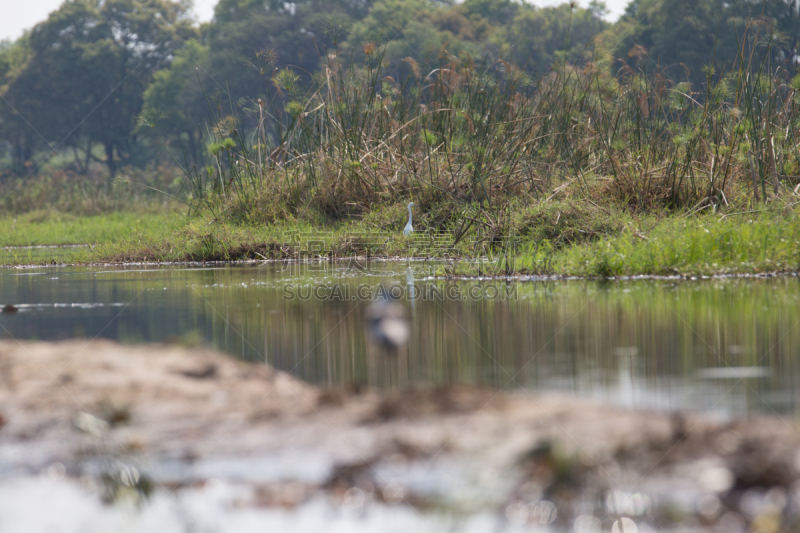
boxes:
[365,291,409,352]
[407,267,416,314]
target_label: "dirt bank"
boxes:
[1,340,799,532]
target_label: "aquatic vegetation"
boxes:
[173,34,800,231]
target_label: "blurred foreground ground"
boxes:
[0,340,799,532]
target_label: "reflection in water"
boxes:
[1,263,798,417]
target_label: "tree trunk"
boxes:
[14,138,32,168]
[12,142,23,167]
[105,142,116,181]
[71,143,95,175]
[84,142,92,173]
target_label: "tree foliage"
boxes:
[0,0,194,177]
[141,38,211,165]
[608,0,800,81]
[1,0,799,179]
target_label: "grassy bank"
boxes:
[515,201,800,277]
[116,42,800,274]
[3,44,800,274]
[4,190,796,280]
[92,202,798,277]
[1,211,187,248]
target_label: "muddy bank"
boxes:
[1,340,799,532]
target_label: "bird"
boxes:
[365,292,410,352]
[403,202,417,236]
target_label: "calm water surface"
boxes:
[1,262,799,417]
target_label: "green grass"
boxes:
[1,198,798,279]
[2,194,791,281]
[513,205,800,277]
[0,211,188,248]
[74,203,472,263]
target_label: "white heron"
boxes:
[403,202,417,236]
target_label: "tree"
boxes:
[606,0,800,83]
[141,38,212,166]
[344,0,488,75]
[462,0,518,25]
[1,0,195,178]
[207,0,367,104]
[734,0,800,76]
[492,3,607,75]
[0,35,37,173]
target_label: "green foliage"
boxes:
[342,0,606,76]
[514,200,634,250]
[0,164,187,216]
[493,3,607,73]
[546,207,800,276]
[607,0,800,83]
[0,0,195,177]
[206,0,363,105]
[141,39,212,165]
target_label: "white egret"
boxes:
[403,202,417,236]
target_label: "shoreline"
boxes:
[1,256,799,283]
[3,200,799,277]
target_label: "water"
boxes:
[1,262,799,417]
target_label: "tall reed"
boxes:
[174,32,800,228]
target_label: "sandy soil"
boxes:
[1,339,799,532]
